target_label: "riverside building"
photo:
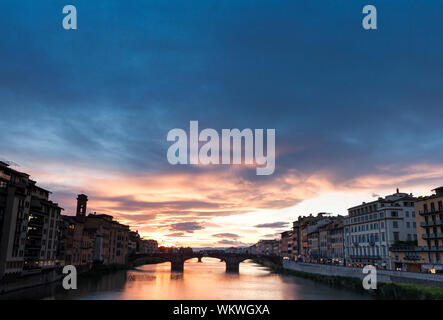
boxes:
[413,186,443,272]
[280,230,297,259]
[24,185,63,270]
[0,161,32,278]
[344,189,417,269]
[0,161,63,279]
[390,187,443,273]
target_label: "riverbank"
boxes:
[263,260,443,300]
[280,267,443,299]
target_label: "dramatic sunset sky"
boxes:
[1,1,443,247]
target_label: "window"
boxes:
[393,232,399,241]
[406,222,410,228]
[393,221,398,228]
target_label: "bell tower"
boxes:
[76,194,88,217]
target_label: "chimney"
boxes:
[76,194,88,217]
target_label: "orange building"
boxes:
[390,187,443,273]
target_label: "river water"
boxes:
[1,258,371,299]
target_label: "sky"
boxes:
[1,0,443,247]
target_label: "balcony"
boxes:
[422,246,443,252]
[350,255,382,260]
[389,245,419,252]
[422,233,443,240]
[419,209,443,216]
[0,171,11,181]
[404,256,421,261]
[421,220,443,227]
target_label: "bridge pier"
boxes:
[225,256,241,273]
[197,256,202,263]
[171,256,185,272]
[225,261,240,273]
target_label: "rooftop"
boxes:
[348,188,415,211]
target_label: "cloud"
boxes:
[170,222,204,233]
[165,232,187,237]
[217,240,249,246]
[118,213,157,221]
[254,222,289,228]
[212,233,240,239]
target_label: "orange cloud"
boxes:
[18,160,443,247]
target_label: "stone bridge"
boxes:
[129,251,281,273]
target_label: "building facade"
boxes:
[344,189,417,269]
[390,187,443,273]
[83,213,130,265]
[256,239,280,256]
[414,187,443,272]
[280,230,293,258]
[327,219,344,264]
[0,161,32,278]
[0,161,65,279]
[24,185,63,270]
[141,239,158,254]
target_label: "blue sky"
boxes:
[1,1,443,246]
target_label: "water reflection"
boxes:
[0,258,372,300]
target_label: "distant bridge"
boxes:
[129,250,281,273]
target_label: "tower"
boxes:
[76,194,88,217]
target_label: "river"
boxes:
[1,258,371,299]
